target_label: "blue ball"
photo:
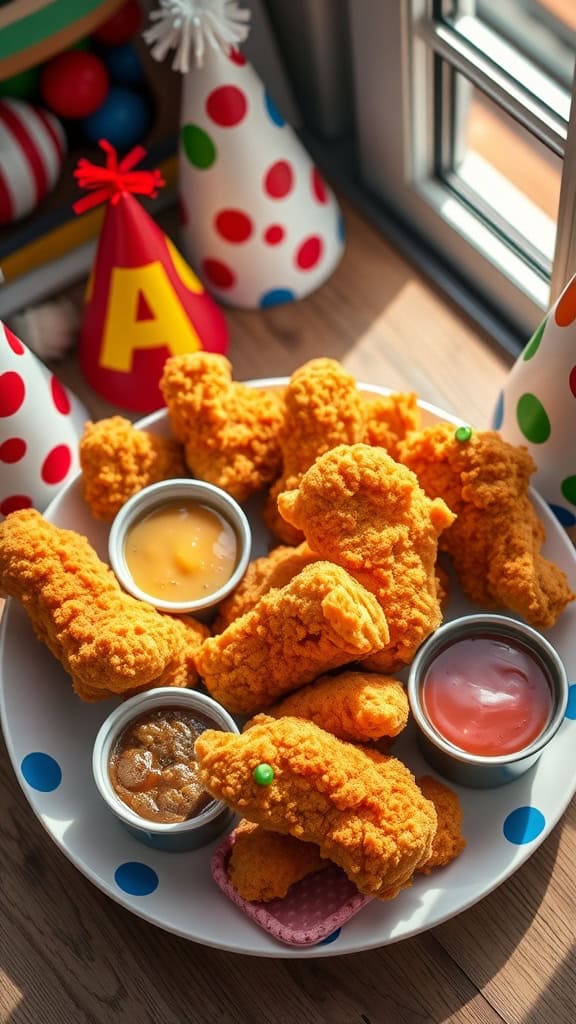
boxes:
[81,85,151,150]
[102,43,144,86]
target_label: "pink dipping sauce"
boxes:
[422,635,553,757]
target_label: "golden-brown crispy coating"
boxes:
[416,775,466,873]
[196,561,390,715]
[159,352,284,503]
[211,541,317,633]
[245,671,408,743]
[227,819,328,902]
[277,444,455,671]
[362,391,420,459]
[400,424,574,628]
[262,359,364,543]
[79,416,187,521]
[0,509,208,701]
[195,716,437,900]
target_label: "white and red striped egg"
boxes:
[0,97,67,226]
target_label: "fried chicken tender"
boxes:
[159,352,284,503]
[196,561,390,715]
[262,359,364,543]
[277,444,455,671]
[212,541,317,633]
[416,775,466,874]
[245,671,408,743]
[362,391,420,459]
[79,416,187,521]
[195,716,437,900]
[0,509,208,701]
[228,819,328,902]
[400,424,574,628]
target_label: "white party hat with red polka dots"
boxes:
[0,321,89,518]
[144,0,345,309]
[494,273,576,543]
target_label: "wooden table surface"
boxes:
[2,199,575,1024]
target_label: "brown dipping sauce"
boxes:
[108,706,216,824]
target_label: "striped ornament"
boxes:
[0,97,67,225]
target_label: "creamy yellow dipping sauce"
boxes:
[124,500,238,603]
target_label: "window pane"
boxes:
[441,70,562,270]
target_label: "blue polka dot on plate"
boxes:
[492,391,504,430]
[503,806,545,845]
[318,928,341,945]
[548,503,576,528]
[566,684,576,720]
[259,288,295,308]
[264,90,284,127]
[114,862,159,896]
[21,752,62,792]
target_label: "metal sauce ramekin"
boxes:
[92,688,238,851]
[407,614,568,789]
[108,478,252,620]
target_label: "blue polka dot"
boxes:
[259,288,295,308]
[264,90,284,126]
[503,806,545,845]
[492,391,504,430]
[337,214,346,244]
[21,752,62,792]
[114,862,159,896]
[318,928,341,945]
[548,503,576,528]
[566,684,576,719]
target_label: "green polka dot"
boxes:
[455,425,473,443]
[516,393,551,443]
[561,475,576,505]
[253,763,274,786]
[523,317,547,361]
[181,124,216,169]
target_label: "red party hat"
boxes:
[73,140,228,412]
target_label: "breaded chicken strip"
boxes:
[262,359,364,544]
[159,352,284,503]
[0,509,208,701]
[416,775,466,873]
[400,424,574,628]
[277,444,455,671]
[196,561,390,715]
[245,671,408,743]
[212,541,317,633]
[362,391,420,459]
[195,716,437,899]
[79,416,187,521]
[227,819,328,902]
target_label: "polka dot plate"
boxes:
[2,381,576,958]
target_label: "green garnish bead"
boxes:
[253,763,274,786]
[455,425,473,443]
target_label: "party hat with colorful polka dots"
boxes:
[494,273,576,543]
[0,320,89,518]
[144,0,345,309]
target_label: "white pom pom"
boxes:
[9,298,80,361]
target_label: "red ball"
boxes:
[40,51,109,119]
[91,0,143,45]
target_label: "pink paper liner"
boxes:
[211,831,373,947]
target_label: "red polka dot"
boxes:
[264,161,293,199]
[570,365,576,398]
[206,86,247,127]
[263,224,285,245]
[41,444,72,484]
[555,279,576,326]
[295,236,323,271]
[0,437,26,463]
[1,494,32,516]
[311,168,328,204]
[228,48,246,66]
[50,375,71,415]
[0,371,25,416]
[4,325,25,354]
[215,209,253,243]
[202,259,236,289]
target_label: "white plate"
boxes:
[2,381,576,959]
